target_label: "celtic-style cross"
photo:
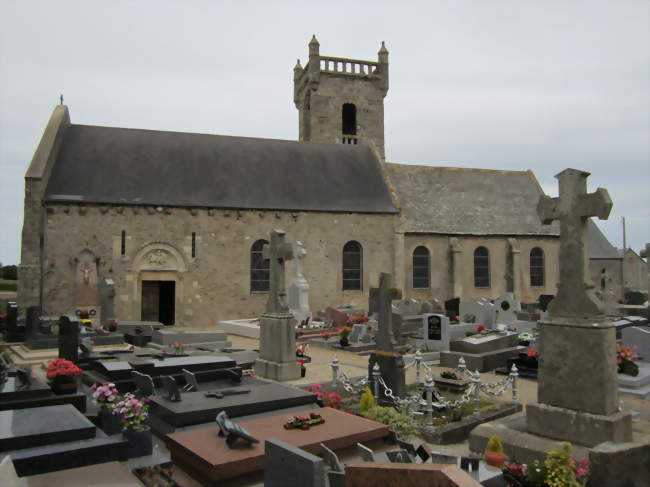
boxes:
[537,169,612,319]
[262,229,295,315]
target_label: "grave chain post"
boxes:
[372,362,381,399]
[423,376,434,426]
[415,349,422,384]
[472,370,481,418]
[331,355,340,389]
[510,364,519,402]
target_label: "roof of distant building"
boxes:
[587,219,621,259]
[383,163,560,236]
[45,124,398,214]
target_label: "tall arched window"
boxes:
[342,103,357,135]
[530,247,545,287]
[342,241,362,290]
[474,246,490,288]
[250,239,270,292]
[412,246,430,289]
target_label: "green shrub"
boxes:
[485,435,504,454]
[358,387,375,414]
[362,405,417,439]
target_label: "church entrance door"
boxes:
[141,280,175,325]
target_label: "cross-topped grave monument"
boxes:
[255,229,301,381]
[537,168,612,320]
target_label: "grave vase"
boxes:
[50,376,77,395]
[123,426,153,458]
[98,407,122,435]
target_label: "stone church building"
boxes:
[18,37,561,327]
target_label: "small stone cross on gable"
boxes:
[262,229,295,315]
[537,168,612,319]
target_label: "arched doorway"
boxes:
[130,243,186,326]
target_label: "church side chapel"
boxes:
[18,37,561,327]
[3,35,649,487]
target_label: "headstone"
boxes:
[444,298,460,320]
[415,445,430,463]
[287,241,311,326]
[622,326,650,362]
[392,299,419,317]
[348,324,366,345]
[459,298,497,328]
[325,307,349,327]
[422,314,450,351]
[265,438,326,487]
[255,229,301,381]
[131,371,156,397]
[368,273,406,403]
[58,315,80,362]
[357,443,375,462]
[538,294,554,312]
[494,293,521,325]
[161,375,182,402]
[320,443,344,472]
[99,277,116,326]
[3,302,23,342]
[625,291,646,306]
[420,298,443,315]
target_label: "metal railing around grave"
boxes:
[330,353,519,426]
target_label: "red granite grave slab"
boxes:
[23,461,140,486]
[165,407,389,485]
[345,463,483,487]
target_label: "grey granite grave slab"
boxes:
[0,391,87,413]
[440,347,524,372]
[114,321,162,335]
[618,362,650,398]
[149,382,317,428]
[151,329,228,346]
[450,332,519,354]
[93,361,134,381]
[0,404,95,451]
[265,437,326,487]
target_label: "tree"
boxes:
[1,265,17,280]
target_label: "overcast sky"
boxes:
[1,0,648,265]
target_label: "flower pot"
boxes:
[50,379,77,395]
[339,338,349,347]
[98,407,122,435]
[300,366,306,378]
[619,361,639,377]
[484,451,506,469]
[123,427,153,458]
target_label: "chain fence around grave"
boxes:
[330,353,519,426]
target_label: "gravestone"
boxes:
[25,306,42,342]
[3,302,24,342]
[392,299,420,317]
[622,326,650,362]
[444,298,460,321]
[58,315,80,362]
[421,314,450,351]
[368,273,406,403]
[161,375,182,402]
[287,241,311,327]
[98,277,116,326]
[254,229,301,381]
[265,438,326,487]
[471,169,649,487]
[459,298,497,328]
[386,449,413,463]
[131,371,156,397]
[494,293,520,325]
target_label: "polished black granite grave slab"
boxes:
[0,404,95,451]
[26,332,125,350]
[0,391,86,413]
[8,428,128,476]
[145,355,236,375]
[149,382,317,429]
[93,361,134,380]
[0,377,51,401]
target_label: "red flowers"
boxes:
[476,324,486,333]
[526,349,539,358]
[307,384,343,409]
[345,313,368,326]
[46,359,83,379]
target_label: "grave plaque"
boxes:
[58,315,80,362]
[387,449,413,463]
[265,438,326,487]
[131,371,156,397]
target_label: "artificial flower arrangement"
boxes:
[283,412,325,430]
[440,370,460,380]
[475,324,487,333]
[616,345,639,376]
[46,358,83,385]
[502,442,589,487]
[526,349,539,359]
[91,382,120,409]
[295,343,309,357]
[114,392,150,431]
[169,341,186,354]
[307,384,342,410]
[345,313,368,326]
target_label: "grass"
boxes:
[0,299,7,314]
[0,279,17,292]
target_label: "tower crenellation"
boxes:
[294,35,389,160]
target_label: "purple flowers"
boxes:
[91,382,119,408]
[114,393,150,431]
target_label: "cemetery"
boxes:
[1,25,649,487]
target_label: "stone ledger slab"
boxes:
[0,404,95,451]
[450,332,519,354]
[150,383,318,427]
[166,407,389,485]
[22,461,140,487]
[344,463,482,487]
[0,377,51,402]
[440,347,523,372]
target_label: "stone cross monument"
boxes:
[528,168,632,448]
[254,229,301,381]
[537,168,612,320]
[368,273,406,403]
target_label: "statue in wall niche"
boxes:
[73,254,99,307]
[81,263,92,285]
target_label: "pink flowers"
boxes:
[307,384,342,409]
[114,393,150,431]
[504,462,527,477]
[91,382,119,408]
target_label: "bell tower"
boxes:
[293,36,389,160]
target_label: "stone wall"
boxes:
[40,204,397,327]
[402,234,559,304]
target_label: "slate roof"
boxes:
[587,219,621,259]
[45,125,398,214]
[383,163,559,236]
